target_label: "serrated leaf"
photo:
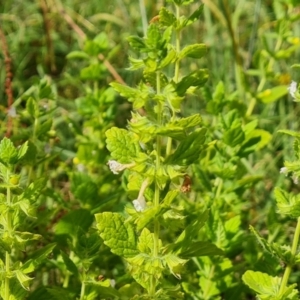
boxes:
[176,69,208,96]
[95,212,138,257]
[257,86,288,104]
[171,114,202,128]
[249,225,291,264]
[137,228,154,254]
[106,127,141,163]
[274,187,300,218]
[179,44,207,59]
[0,137,18,165]
[110,82,149,109]
[136,206,163,231]
[166,128,207,166]
[242,271,280,297]
[159,7,176,26]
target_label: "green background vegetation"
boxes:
[0,0,300,299]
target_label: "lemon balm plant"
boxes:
[243,78,300,299]
[95,0,224,298]
[0,137,55,300]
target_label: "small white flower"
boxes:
[292,174,299,185]
[107,160,134,174]
[280,167,289,175]
[133,196,146,212]
[288,81,297,99]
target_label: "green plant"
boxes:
[0,137,56,299]
[94,1,227,298]
[243,79,300,299]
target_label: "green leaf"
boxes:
[275,187,300,218]
[278,129,300,138]
[66,51,90,60]
[166,128,207,166]
[159,48,177,69]
[136,206,163,231]
[181,4,204,28]
[178,241,223,258]
[242,271,299,299]
[55,209,94,238]
[17,142,28,160]
[0,137,18,165]
[27,287,73,300]
[176,69,208,96]
[110,82,149,109]
[80,64,106,80]
[106,127,141,163]
[179,44,207,60]
[36,119,52,138]
[137,228,154,254]
[15,270,33,290]
[249,225,291,264]
[127,36,146,51]
[257,86,288,103]
[159,7,176,26]
[223,126,245,147]
[93,32,109,51]
[95,212,138,257]
[170,114,202,129]
[21,243,56,274]
[60,251,79,276]
[26,97,39,118]
[167,210,208,255]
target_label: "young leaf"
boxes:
[274,187,300,218]
[106,127,141,163]
[242,271,281,300]
[159,7,176,26]
[95,212,138,257]
[176,69,208,96]
[0,137,18,165]
[179,44,207,60]
[110,82,149,109]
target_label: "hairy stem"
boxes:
[279,217,300,294]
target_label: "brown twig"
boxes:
[0,27,14,137]
[40,0,57,73]
[56,3,126,85]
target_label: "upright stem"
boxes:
[5,170,12,300]
[279,217,300,295]
[166,4,181,156]
[150,71,163,297]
